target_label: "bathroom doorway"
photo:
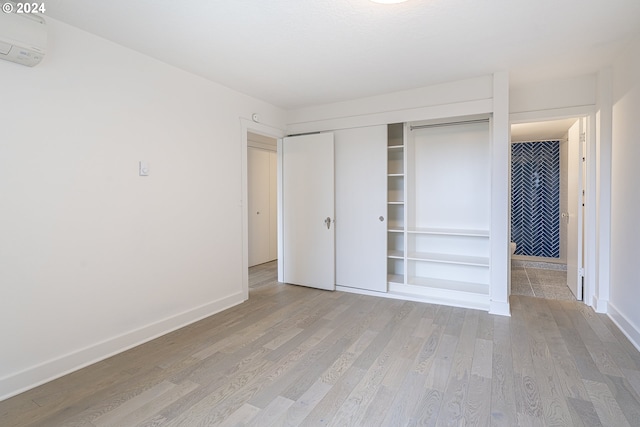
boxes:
[509,117,586,301]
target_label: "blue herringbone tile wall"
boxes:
[511,141,560,258]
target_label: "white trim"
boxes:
[490,71,511,316]
[508,106,598,308]
[510,105,595,124]
[336,285,490,311]
[489,300,512,316]
[240,119,286,297]
[595,68,613,314]
[277,139,284,283]
[608,302,640,352]
[286,99,493,135]
[335,285,389,298]
[248,140,277,152]
[592,294,608,314]
[0,292,245,401]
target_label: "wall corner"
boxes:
[490,71,511,312]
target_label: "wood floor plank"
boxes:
[278,379,332,426]
[524,298,574,426]
[105,380,199,427]
[329,309,423,426]
[566,396,603,427]
[490,316,517,426]
[470,338,492,379]
[435,309,479,425]
[300,365,367,425]
[464,374,492,426]
[413,322,444,375]
[217,402,260,427]
[602,374,640,426]
[584,379,631,427]
[476,310,495,341]
[538,298,591,401]
[510,297,544,422]
[91,380,177,427]
[189,325,337,425]
[412,388,444,427]
[245,395,294,427]
[380,371,427,426]
[622,368,640,397]
[598,316,640,369]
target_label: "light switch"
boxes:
[139,161,149,176]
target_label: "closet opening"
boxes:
[509,117,586,301]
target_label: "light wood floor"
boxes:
[3,261,640,426]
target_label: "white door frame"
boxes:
[240,118,286,300]
[509,108,596,306]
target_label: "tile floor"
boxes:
[511,261,578,301]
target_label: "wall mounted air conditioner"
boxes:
[0,6,46,67]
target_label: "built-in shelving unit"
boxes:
[387,123,405,287]
[386,117,492,310]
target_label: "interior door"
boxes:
[282,133,335,290]
[248,147,271,267]
[567,119,584,300]
[335,125,388,292]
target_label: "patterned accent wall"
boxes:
[511,141,560,258]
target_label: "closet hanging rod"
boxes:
[410,118,489,131]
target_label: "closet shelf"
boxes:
[406,252,489,267]
[387,274,405,285]
[406,227,489,237]
[387,250,404,259]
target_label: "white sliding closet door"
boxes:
[282,133,335,291]
[335,126,388,292]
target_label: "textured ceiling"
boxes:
[44,0,640,109]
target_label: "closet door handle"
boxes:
[324,217,332,229]
[379,216,385,222]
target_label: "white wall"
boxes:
[0,18,285,399]
[608,38,640,348]
[286,75,494,134]
[510,74,597,115]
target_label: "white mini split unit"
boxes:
[0,6,46,66]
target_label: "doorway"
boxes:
[247,132,278,268]
[241,121,285,300]
[509,117,586,301]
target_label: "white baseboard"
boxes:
[0,292,245,401]
[592,294,608,314]
[335,285,491,312]
[608,302,640,353]
[489,300,511,317]
[335,285,388,298]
